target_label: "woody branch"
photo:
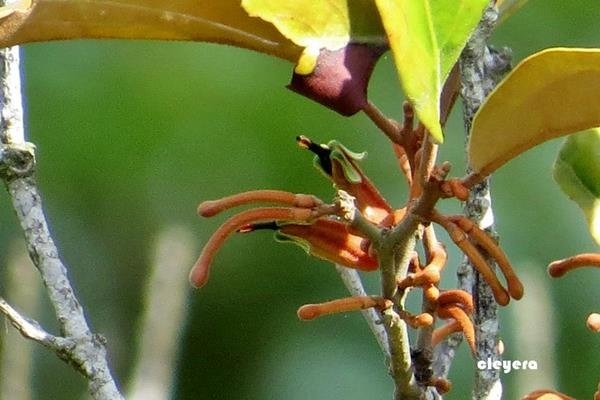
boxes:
[0,37,123,400]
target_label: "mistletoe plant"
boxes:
[0,0,598,400]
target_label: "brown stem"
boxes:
[393,143,413,186]
[362,100,404,145]
[460,171,486,189]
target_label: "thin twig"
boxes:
[334,264,390,359]
[362,100,404,145]
[0,35,124,399]
[0,298,50,343]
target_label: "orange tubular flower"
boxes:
[275,219,379,271]
[437,305,476,354]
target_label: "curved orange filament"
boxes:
[438,290,474,314]
[548,253,600,278]
[397,268,441,290]
[449,215,523,300]
[189,207,314,288]
[431,320,461,348]
[437,305,475,354]
[279,220,378,271]
[424,285,440,303]
[433,214,510,306]
[398,310,434,328]
[198,190,323,217]
[297,296,391,321]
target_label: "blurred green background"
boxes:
[0,0,598,399]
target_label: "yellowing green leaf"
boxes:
[496,0,529,23]
[553,128,600,245]
[468,48,600,176]
[241,0,384,75]
[375,0,488,143]
[0,0,302,62]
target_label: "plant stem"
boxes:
[334,264,391,359]
[0,42,124,399]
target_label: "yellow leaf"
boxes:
[468,48,600,176]
[0,0,302,63]
[241,0,384,75]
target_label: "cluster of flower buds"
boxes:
[189,135,525,364]
[188,137,395,288]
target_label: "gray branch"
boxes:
[335,264,391,359]
[0,44,124,399]
[433,3,512,400]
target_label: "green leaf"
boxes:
[0,0,303,63]
[375,0,488,143]
[468,48,600,177]
[553,128,600,246]
[241,0,384,75]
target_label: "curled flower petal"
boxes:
[298,136,392,224]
